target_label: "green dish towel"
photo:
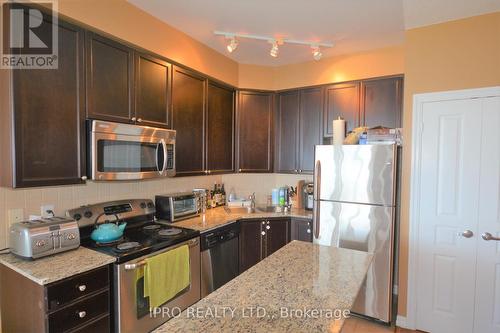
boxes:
[144,244,190,308]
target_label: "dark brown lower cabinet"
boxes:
[0,265,111,333]
[239,218,290,273]
[291,218,313,242]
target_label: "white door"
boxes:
[416,98,483,333]
[474,97,500,333]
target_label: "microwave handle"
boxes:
[156,139,168,174]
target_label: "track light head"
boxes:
[226,36,238,53]
[311,46,322,61]
[269,40,279,58]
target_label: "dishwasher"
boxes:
[200,222,240,297]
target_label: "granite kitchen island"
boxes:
[153,241,373,333]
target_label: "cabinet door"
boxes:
[265,219,290,257]
[135,52,171,128]
[291,219,313,242]
[324,82,360,136]
[276,91,299,173]
[299,88,323,174]
[172,66,206,176]
[237,91,274,173]
[361,77,403,128]
[12,18,85,188]
[239,220,264,273]
[86,32,134,123]
[206,82,235,174]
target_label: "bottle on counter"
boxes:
[221,184,226,205]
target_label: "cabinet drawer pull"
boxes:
[261,231,266,236]
[80,176,87,181]
[77,311,86,318]
[266,225,270,230]
[137,118,143,123]
[131,117,136,122]
[307,229,311,234]
[262,221,265,225]
[77,284,86,292]
[482,232,500,241]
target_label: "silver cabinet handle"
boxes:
[77,284,86,292]
[81,176,87,181]
[78,311,86,318]
[262,221,265,225]
[261,231,266,236]
[266,225,270,230]
[131,117,136,122]
[307,229,311,234]
[266,221,270,225]
[460,230,474,238]
[482,232,500,241]
[137,118,143,123]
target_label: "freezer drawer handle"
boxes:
[482,232,500,241]
[313,159,321,239]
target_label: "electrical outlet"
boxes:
[8,209,24,226]
[41,204,55,218]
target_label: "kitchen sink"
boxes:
[255,206,280,213]
[224,206,255,214]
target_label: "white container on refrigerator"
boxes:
[313,144,397,323]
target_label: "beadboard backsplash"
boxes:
[0,173,312,249]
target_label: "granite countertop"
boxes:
[173,206,312,233]
[0,247,116,285]
[153,241,372,333]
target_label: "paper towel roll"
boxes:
[332,118,346,145]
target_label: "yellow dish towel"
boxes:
[144,245,190,308]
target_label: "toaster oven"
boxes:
[155,192,200,222]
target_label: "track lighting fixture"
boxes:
[311,46,322,61]
[269,40,279,58]
[226,36,238,53]
[214,31,334,60]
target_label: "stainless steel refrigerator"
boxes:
[313,144,398,323]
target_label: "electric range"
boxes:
[67,199,201,332]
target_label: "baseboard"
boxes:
[396,315,409,329]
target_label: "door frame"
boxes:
[406,86,500,330]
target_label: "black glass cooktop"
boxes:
[83,221,199,263]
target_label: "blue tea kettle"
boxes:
[91,213,127,243]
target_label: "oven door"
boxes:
[90,120,175,181]
[115,237,200,333]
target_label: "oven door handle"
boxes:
[124,238,199,271]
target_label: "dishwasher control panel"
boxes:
[200,222,240,251]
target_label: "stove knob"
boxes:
[147,202,154,208]
[67,233,76,240]
[83,211,93,219]
[140,202,147,209]
[73,213,82,221]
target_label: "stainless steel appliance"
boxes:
[88,120,176,181]
[200,222,240,297]
[9,217,80,259]
[313,144,398,323]
[67,199,200,333]
[155,192,200,222]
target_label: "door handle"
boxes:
[459,230,474,238]
[482,232,500,241]
[313,160,321,239]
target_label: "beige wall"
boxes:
[56,0,239,86]
[398,11,500,316]
[273,45,405,90]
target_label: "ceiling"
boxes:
[128,0,500,66]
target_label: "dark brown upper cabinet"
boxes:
[135,52,171,128]
[171,66,207,176]
[1,15,86,188]
[275,88,323,174]
[86,32,134,123]
[361,77,403,128]
[236,91,274,173]
[324,82,360,136]
[206,81,235,174]
[276,91,300,173]
[299,88,323,173]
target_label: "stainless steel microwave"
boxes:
[88,120,176,180]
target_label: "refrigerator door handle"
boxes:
[313,159,321,238]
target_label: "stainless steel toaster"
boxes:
[9,216,80,259]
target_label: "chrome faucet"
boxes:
[248,192,256,210]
